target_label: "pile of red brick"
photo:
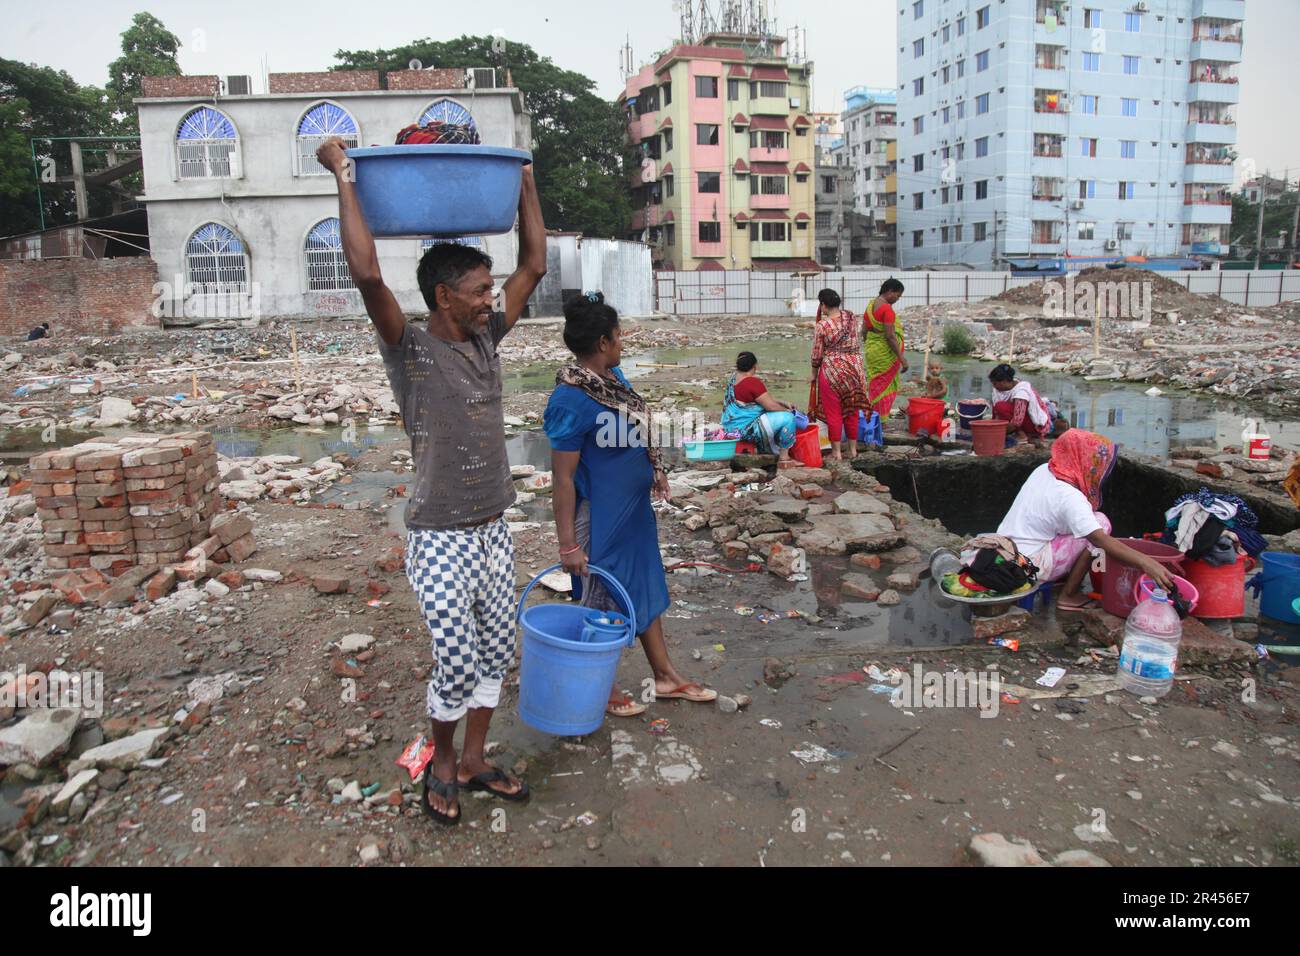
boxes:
[28,432,242,577]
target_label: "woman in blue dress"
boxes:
[544,292,717,718]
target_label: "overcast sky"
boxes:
[3,0,1296,181]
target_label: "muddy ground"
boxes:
[2,314,1299,868]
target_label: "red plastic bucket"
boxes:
[970,419,1009,456]
[791,425,823,468]
[1182,555,1253,619]
[1101,538,1185,618]
[906,397,946,436]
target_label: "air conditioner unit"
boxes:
[1134,2,1148,12]
[465,68,497,89]
[1071,200,1085,210]
[790,96,802,108]
[1059,101,1072,112]
[222,75,252,96]
[1104,239,1120,250]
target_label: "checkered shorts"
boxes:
[406,517,517,723]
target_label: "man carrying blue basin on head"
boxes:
[317,137,547,826]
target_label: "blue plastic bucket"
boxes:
[347,144,533,238]
[1248,552,1300,625]
[517,564,637,736]
[958,399,989,432]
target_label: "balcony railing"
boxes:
[1033,146,1064,158]
[1186,148,1234,164]
[1035,58,1065,70]
[1033,193,1064,202]
[1184,191,1232,205]
[1190,66,1239,84]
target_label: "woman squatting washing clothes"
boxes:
[996,429,1174,610]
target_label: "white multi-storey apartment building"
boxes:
[896,0,1243,268]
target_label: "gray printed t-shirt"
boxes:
[378,313,515,530]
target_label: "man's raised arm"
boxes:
[316,137,406,348]
[499,165,547,332]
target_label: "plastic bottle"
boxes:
[1117,586,1182,697]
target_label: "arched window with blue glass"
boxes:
[417,98,477,134]
[184,222,248,292]
[305,218,355,291]
[176,106,238,180]
[296,102,359,176]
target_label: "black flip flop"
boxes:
[461,767,530,803]
[421,762,460,826]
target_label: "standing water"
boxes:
[1117,587,1183,697]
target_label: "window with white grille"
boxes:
[184,223,248,292]
[418,98,477,132]
[176,107,238,179]
[296,103,359,176]
[305,218,355,291]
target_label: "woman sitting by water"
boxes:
[811,288,870,461]
[997,429,1173,611]
[545,292,717,717]
[723,351,798,467]
[989,363,1054,446]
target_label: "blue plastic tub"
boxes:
[683,439,738,461]
[346,144,532,237]
[517,565,637,736]
[1249,552,1300,625]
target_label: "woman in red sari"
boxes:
[810,288,869,460]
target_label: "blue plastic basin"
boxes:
[346,144,532,238]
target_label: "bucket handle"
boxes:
[516,564,638,647]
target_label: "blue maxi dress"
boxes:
[543,368,670,635]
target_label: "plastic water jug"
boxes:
[1117,587,1182,697]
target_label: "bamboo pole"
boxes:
[1093,311,1101,359]
[922,318,934,380]
[290,328,303,394]
[191,372,198,399]
[1008,328,1016,359]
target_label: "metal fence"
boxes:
[654,269,1300,316]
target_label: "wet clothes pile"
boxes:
[394,121,481,145]
[1161,487,1265,563]
[944,534,1039,597]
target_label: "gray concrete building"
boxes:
[135,70,531,322]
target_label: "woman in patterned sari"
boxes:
[863,278,907,417]
[810,288,869,461]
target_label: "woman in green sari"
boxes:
[863,278,907,416]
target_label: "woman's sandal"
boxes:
[460,767,530,803]
[421,761,460,826]
[607,691,647,718]
[657,682,718,703]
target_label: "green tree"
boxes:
[333,35,631,238]
[0,59,116,237]
[106,12,182,125]
[1231,191,1299,262]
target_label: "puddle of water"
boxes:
[519,336,1300,461]
[0,776,29,830]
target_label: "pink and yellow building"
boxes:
[619,33,818,271]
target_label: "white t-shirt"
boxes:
[997,463,1101,557]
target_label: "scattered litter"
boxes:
[759,718,782,729]
[734,605,755,616]
[791,743,836,765]
[999,693,1021,705]
[648,718,670,735]
[712,643,725,652]
[865,664,904,683]
[1035,667,1067,688]
[576,811,598,826]
[396,735,435,781]
[868,683,899,695]
[988,637,1020,651]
